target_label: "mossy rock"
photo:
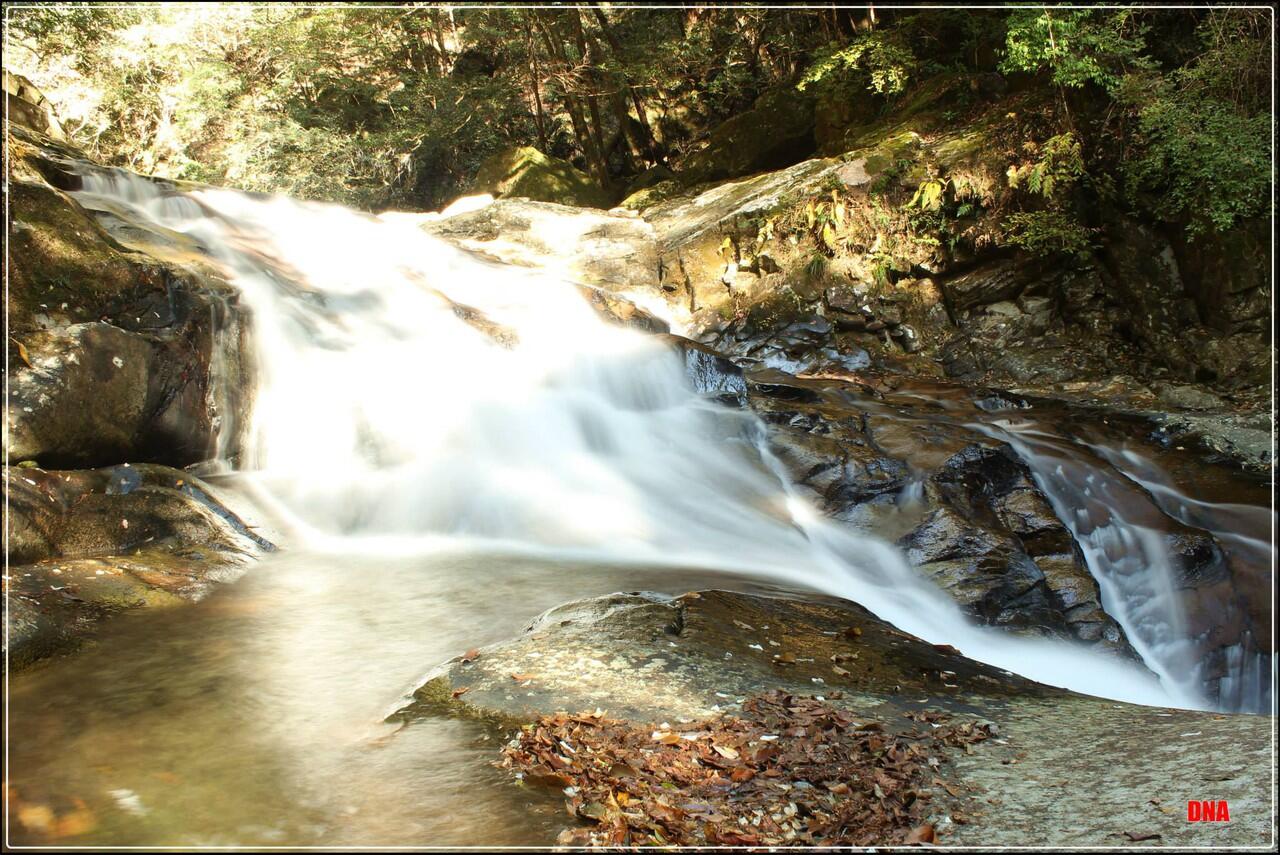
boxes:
[623,164,676,195]
[471,146,611,209]
[619,178,684,211]
[681,87,817,184]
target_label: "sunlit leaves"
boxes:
[798,32,917,96]
[1001,9,1150,93]
[1005,133,1083,199]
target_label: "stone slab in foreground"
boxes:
[396,589,1273,848]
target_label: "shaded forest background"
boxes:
[4,4,1272,238]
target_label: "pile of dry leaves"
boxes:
[500,690,995,847]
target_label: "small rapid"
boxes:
[66,168,1271,711]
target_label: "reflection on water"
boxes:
[6,551,767,847]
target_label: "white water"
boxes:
[73,170,1189,709]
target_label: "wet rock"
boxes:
[396,589,1050,727]
[656,334,748,405]
[911,444,1128,649]
[897,507,1057,630]
[4,463,270,670]
[7,154,252,469]
[1150,411,1273,471]
[398,588,1272,848]
[4,463,269,567]
[759,405,910,512]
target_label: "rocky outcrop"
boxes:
[418,197,662,299]
[7,127,253,469]
[469,146,612,209]
[748,378,1129,652]
[644,157,843,319]
[5,110,265,672]
[397,588,1271,847]
[4,69,65,141]
[4,462,271,669]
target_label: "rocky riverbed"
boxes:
[3,70,1273,849]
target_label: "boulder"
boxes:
[681,87,817,184]
[655,334,748,405]
[396,588,1271,847]
[4,462,271,669]
[7,134,253,469]
[470,146,611,209]
[940,258,1036,312]
[419,198,662,301]
[644,157,842,319]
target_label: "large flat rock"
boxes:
[396,589,1272,848]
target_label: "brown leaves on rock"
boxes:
[500,691,993,847]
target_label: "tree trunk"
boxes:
[589,2,664,166]
[534,15,610,186]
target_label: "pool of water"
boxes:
[6,550,772,847]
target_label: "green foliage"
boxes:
[907,177,945,211]
[804,251,829,283]
[1004,210,1094,257]
[4,4,1268,258]
[1122,90,1269,237]
[1001,9,1149,92]
[4,5,138,55]
[799,32,918,96]
[1006,133,1083,198]
[1116,11,1270,236]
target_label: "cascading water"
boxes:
[70,168,1255,711]
[979,421,1274,713]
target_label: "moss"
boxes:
[619,179,683,211]
[389,675,530,732]
[471,146,611,209]
[6,178,150,333]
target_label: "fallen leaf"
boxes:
[11,338,32,369]
[461,648,480,663]
[450,687,470,699]
[510,673,536,682]
[52,800,97,838]
[905,822,935,843]
[17,803,55,833]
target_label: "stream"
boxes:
[5,168,1272,846]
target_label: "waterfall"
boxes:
[73,169,1211,709]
